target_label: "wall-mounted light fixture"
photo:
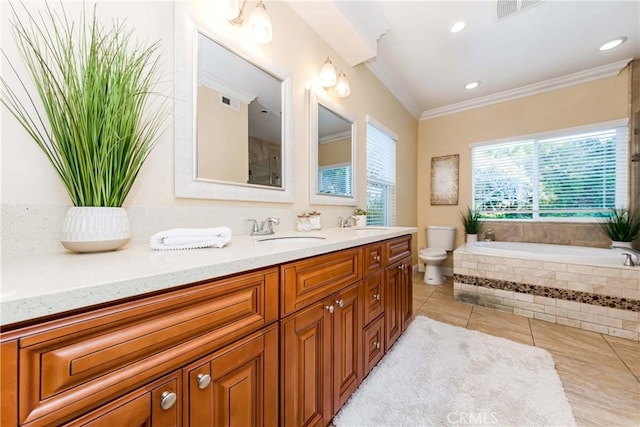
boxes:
[221,0,273,44]
[319,57,350,97]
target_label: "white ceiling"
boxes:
[289,0,640,119]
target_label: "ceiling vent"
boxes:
[495,0,544,21]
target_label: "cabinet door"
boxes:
[362,243,383,276]
[384,263,402,351]
[64,371,180,427]
[400,257,413,331]
[332,282,363,414]
[281,300,333,427]
[184,324,278,427]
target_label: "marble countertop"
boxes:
[1,226,416,326]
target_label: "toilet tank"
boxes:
[426,226,457,250]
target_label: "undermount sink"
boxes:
[256,236,326,243]
[354,227,389,231]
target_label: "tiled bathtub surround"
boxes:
[478,221,612,248]
[453,250,640,341]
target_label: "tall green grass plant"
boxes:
[599,208,640,242]
[1,3,167,206]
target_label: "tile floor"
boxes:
[413,273,640,427]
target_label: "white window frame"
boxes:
[470,119,629,222]
[366,116,398,226]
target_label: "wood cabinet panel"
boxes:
[332,282,363,414]
[281,301,332,427]
[363,315,385,377]
[17,269,278,426]
[362,243,383,277]
[63,371,180,427]
[1,340,18,426]
[184,324,278,427]
[385,235,411,266]
[281,248,362,316]
[384,264,402,351]
[400,258,413,332]
[362,272,384,326]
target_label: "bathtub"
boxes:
[453,240,640,341]
[462,241,631,267]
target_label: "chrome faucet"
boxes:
[247,217,280,236]
[339,216,358,228]
[611,246,640,266]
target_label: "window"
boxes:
[366,118,397,226]
[471,120,629,221]
[318,164,352,195]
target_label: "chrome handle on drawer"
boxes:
[398,264,407,272]
[373,293,380,301]
[160,391,177,410]
[326,305,335,314]
[336,299,344,308]
[197,373,212,390]
[374,255,381,262]
[375,341,381,349]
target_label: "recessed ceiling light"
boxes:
[450,21,466,33]
[599,36,627,51]
[464,81,480,90]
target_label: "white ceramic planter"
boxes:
[355,215,367,227]
[466,234,478,244]
[61,207,131,253]
[611,240,633,249]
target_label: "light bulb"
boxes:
[248,1,272,44]
[599,36,627,51]
[335,72,351,97]
[320,57,337,88]
[219,0,241,21]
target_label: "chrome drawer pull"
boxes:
[336,299,344,308]
[160,391,177,410]
[375,341,381,349]
[374,255,381,262]
[326,305,334,314]
[373,293,380,301]
[197,373,212,390]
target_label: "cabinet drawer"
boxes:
[362,272,384,326]
[281,248,362,316]
[362,243,383,276]
[18,269,278,426]
[385,235,411,265]
[363,315,385,377]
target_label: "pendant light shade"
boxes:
[218,0,241,21]
[248,1,272,44]
[320,57,337,88]
[335,71,351,98]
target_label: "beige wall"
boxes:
[318,137,351,167]
[196,86,248,182]
[1,1,418,243]
[418,69,631,263]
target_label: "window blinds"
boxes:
[366,122,397,226]
[472,123,629,220]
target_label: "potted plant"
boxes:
[599,208,640,248]
[354,208,368,227]
[460,207,481,243]
[1,4,167,252]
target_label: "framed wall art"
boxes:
[430,154,459,205]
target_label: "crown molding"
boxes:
[420,58,633,121]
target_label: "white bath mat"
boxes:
[333,315,576,427]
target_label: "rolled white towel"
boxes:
[150,227,232,250]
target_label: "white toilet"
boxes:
[419,226,456,285]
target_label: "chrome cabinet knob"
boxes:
[375,341,381,349]
[336,299,344,308]
[197,373,212,390]
[326,305,334,314]
[160,391,177,410]
[374,255,381,262]
[373,293,380,301]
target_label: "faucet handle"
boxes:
[266,217,280,225]
[622,253,636,267]
[246,219,259,233]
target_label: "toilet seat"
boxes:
[419,248,447,261]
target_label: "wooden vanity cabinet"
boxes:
[1,268,278,427]
[385,256,412,350]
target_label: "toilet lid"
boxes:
[420,248,446,257]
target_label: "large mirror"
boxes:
[309,91,358,205]
[174,4,294,202]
